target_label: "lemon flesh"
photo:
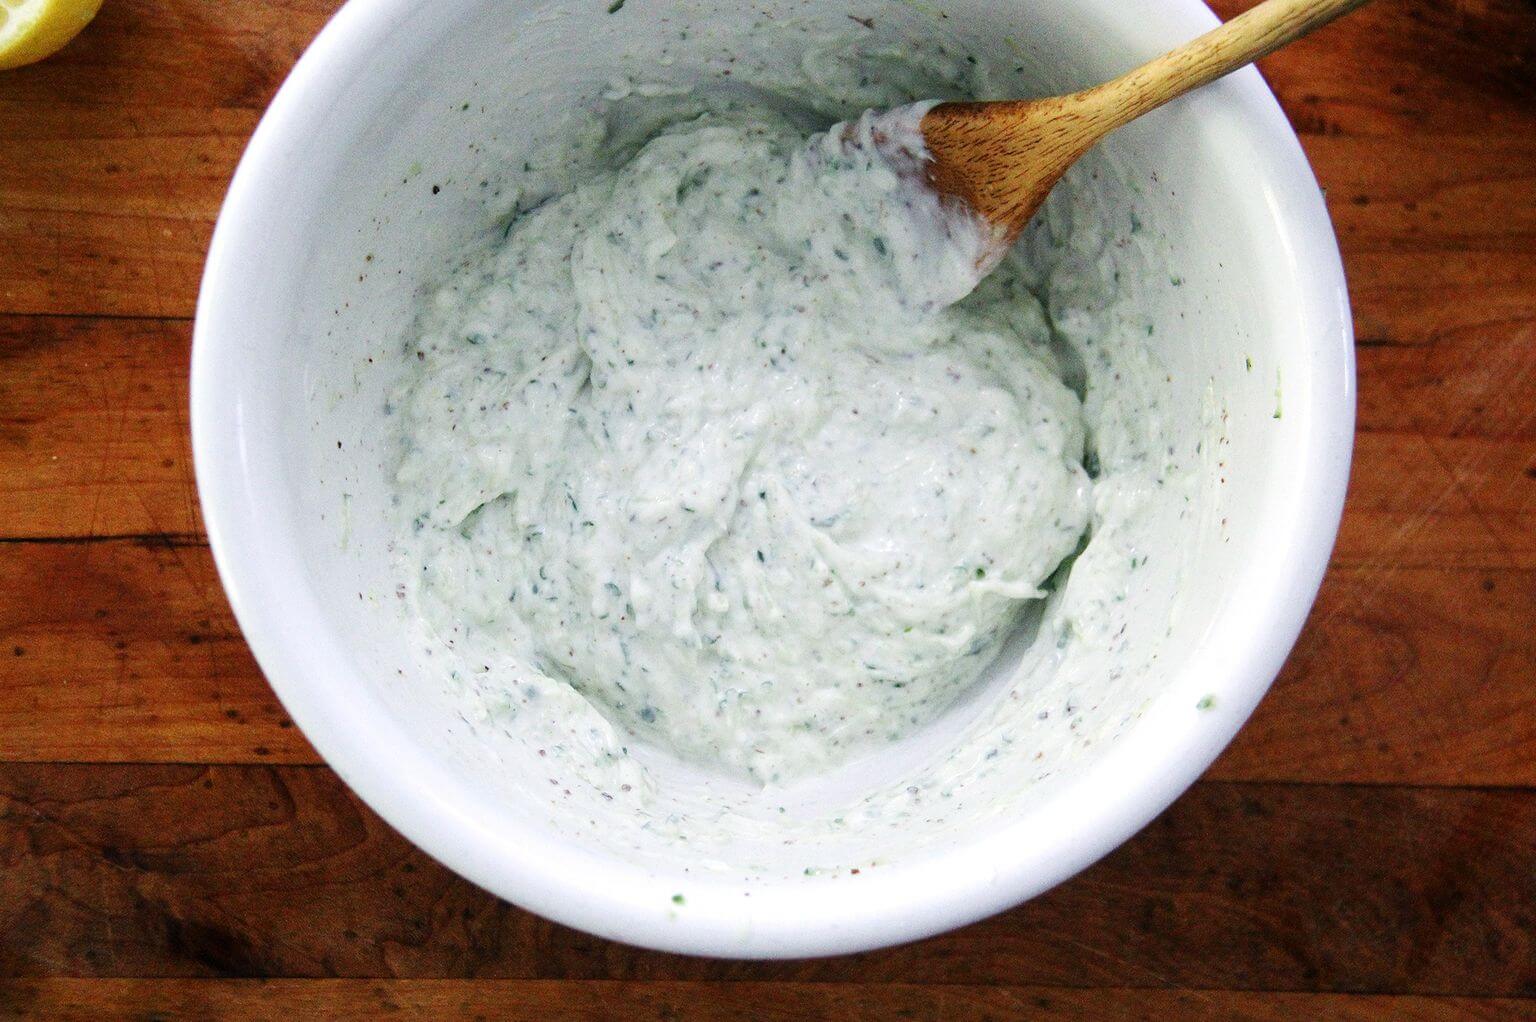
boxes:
[0,0,104,71]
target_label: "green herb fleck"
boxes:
[1196,694,1217,711]
[607,0,626,11]
[1245,356,1253,372]
[671,893,685,905]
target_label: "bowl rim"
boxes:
[191,0,1355,958]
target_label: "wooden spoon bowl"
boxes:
[920,0,1373,259]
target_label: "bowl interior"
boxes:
[193,0,1351,955]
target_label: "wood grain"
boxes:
[0,1,328,110]
[1333,434,1535,572]
[1250,0,1536,136]
[1355,307,1536,442]
[0,0,325,318]
[0,767,1531,993]
[1,980,1531,1022]
[0,103,249,317]
[0,316,199,540]
[1315,136,1536,256]
[1210,566,1535,784]
[0,538,313,765]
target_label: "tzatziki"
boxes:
[395,99,1097,784]
[392,31,1184,822]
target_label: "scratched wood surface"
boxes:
[0,0,1533,1018]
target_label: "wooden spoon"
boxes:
[920,0,1372,261]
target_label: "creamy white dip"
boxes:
[395,98,1102,784]
[391,31,1186,849]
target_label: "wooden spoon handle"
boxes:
[919,0,1373,247]
[1078,0,1373,131]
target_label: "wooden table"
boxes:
[1,1,1532,1018]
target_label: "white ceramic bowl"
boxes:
[192,0,1353,957]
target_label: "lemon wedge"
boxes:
[0,0,103,71]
